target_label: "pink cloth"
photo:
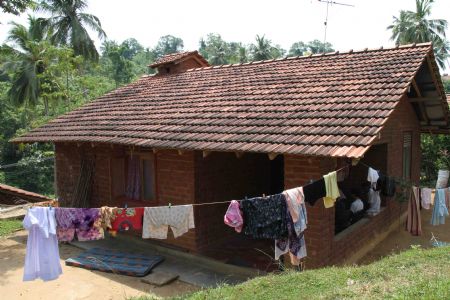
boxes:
[283,187,304,223]
[224,200,244,233]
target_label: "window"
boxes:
[121,153,156,202]
[402,133,412,179]
[141,157,156,201]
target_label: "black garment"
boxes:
[377,171,396,197]
[335,200,351,233]
[241,194,288,239]
[303,178,326,206]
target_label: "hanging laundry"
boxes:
[303,178,326,206]
[446,188,450,210]
[275,204,307,266]
[111,207,144,232]
[100,206,118,230]
[241,194,288,239]
[55,208,77,242]
[55,208,103,242]
[431,189,449,226]
[142,205,195,239]
[406,187,422,236]
[367,167,379,186]
[23,207,62,281]
[420,188,432,210]
[224,200,244,233]
[283,187,307,236]
[367,167,381,215]
[435,170,449,189]
[323,171,339,208]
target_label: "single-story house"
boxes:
[13,43,449,269]
[0,182,52,205]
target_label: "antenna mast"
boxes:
[317,0,354,49]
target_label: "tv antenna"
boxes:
[317,0,354,49]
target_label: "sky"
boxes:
[1,0,450,58]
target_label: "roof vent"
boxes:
[149,51,210,75]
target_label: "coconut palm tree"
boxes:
[38,0,106,61]
[2,16,70,116]
[387,0,448,68]
[250,35,274,61]
[2,17,48,111]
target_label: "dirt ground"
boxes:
[1,207,449,300]
[0,230,198,300]
[361,207,450,264]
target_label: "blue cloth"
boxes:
[66,247,164,277]
[431,189,449,226]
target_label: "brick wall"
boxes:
[284,95,421,269]
[153,150,197,251]
[54,95,422,266]
[284,155,336,267]
[54,144,198,251]
[156,58,205,75]
[55,143,113,208]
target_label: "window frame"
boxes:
[402,132,412,180]
[139,153,157,203]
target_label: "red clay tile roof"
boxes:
[149,51,209,68]
[0,183,52,203]
[13,43,446,158]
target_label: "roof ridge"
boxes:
[187,42,433,72]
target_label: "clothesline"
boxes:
[23,161,444,211]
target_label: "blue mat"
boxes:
[66,247,164,277]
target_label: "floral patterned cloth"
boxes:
[100,206,118,230]
[55,208,103,242]
[275,206,307,266]
[111,207,144,231]
[241,194,288,239]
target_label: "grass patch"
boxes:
[132,246,450,300]
[0,219,23,237]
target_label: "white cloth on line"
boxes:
[421,188,432,210]
[23,207,62,282]
[367,167,379,188]
[142,205,195,239]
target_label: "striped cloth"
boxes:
[406,186,422,236]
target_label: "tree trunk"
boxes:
[44,98,49,116]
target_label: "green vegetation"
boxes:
[0,0,448,198]
[387,0,449,68]
[0,219,23,237]
[170,246,450,300]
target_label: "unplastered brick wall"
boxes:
[55,143,112,208]
[194,151,272,251]
[285,95,421,269]
[153,150,197,252]
[284,155,335,268]
[55,144,198,251]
